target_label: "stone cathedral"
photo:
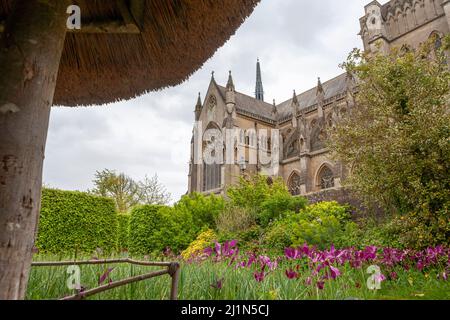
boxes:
[187,0,450,199]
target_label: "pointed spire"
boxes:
[195,92,202,121]
[211,71,216,83]
[317,77,324,95]
[255,58,264,101]
[226,70,235,91]
[196,92,202,107]
[292,90,298,106]
[272,99,277,115]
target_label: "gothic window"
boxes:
[288,172,302,196]
[240,129,245,144]
[318,166,335,190]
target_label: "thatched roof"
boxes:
[0,0,260,106]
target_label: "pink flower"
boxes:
[305,277,312,286]
[329,265,341,279]
[285,269,298,280]
[254,271,265,283]
[316,281,325,290]
[285,248,300,260]
[390,271,398,280]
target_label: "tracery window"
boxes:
[318,166,335,190]
[288,172,302,196]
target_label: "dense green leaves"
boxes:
[175,192,225,232]
[263,202,354,250]
[36,188,118,255]
[332,41,450,216]
[128,205,196,255]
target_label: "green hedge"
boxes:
[128,205,196,255]
[117,214,130,252]
[36,188,118,255]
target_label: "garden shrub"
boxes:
[36,188,118,255]
[216,206,256,235]
[175,192,225,232]
[227,175,289,215]
[181,229,217,260]
[128,205,196,255]
[259,192,307,227]
[117,214,130,252]
[263,202,353,250]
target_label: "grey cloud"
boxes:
[44,0,374,202]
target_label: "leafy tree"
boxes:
[91,170,171,212]
[329,39,450,244]
[91,169,141,213]
[226,174,290,215]
[175,192,225,232]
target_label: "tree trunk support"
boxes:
[0,0,69,299]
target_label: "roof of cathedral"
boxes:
[274,72,348,121]
[216,84,276,122]
[213,72,348,124]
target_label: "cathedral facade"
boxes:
[188,0,450,197]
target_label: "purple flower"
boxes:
[390,271,398,280]
[254,271,265,283]
[285,269,298,280]
[316,281,325,290]
[285,248,300,260]
[98,267,115,285]
[329,265,341,279]
[211,278,224,290]
[305,277,312,286]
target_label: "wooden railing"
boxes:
[31,259,180,300]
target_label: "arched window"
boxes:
[202,122,222,191]
[318,166,335,190]
[288,172,302,196]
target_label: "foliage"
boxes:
[36,188,118,255]
[90,170,171,212]
[128,205,195,255]
[90,169,141,213]
[263,202,353,250]
[216,206,256,235]
[175,192,225,232]
[181,229,217,260]
[259,191,307,227]
[331,40,450,219]
[117,214,130,252]
[226,175,289,215]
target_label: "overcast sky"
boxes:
[43,0,387,203]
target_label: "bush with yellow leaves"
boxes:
[181,229,217,261]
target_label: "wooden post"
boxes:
[0,0,69,299]
[169,262,180,300]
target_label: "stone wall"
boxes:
[304,187,382,218]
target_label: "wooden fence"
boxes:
[31,258,180,300]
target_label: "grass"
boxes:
[26,255,450,300]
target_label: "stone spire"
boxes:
[255,58,264,101]
[225,71,236,128]
[316,77,325,118]
[195,92,202,121]
[291,90,299,128]
[226,70,235,91]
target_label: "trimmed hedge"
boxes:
[117,214,130,252]
[128,205,196,255]
[36,188,118,254]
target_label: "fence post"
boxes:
[169,262,180,300]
